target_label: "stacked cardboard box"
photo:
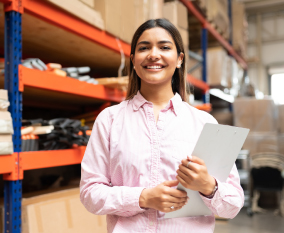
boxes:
[188,47,231,87]
[232,0,248,59]
[163,1,189,49]
[22,188,107,233]
[206,0,229,39]
[233,97,280,155]
[0,90,13,155]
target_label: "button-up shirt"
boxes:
[80,91,244,233]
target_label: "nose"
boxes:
[147,47,161,61]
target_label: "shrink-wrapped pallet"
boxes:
[243,132,279,155]
[233,98,278,133]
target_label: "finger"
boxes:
[163,180,179,187]
[166,195,188,203]
[165,186,187,198]
[187,155,192,161]
[181,160,200,173]
[191,156,205,165]
[176,175,190,189]
[176,169,192,184]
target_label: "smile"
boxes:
[143,65,165,70]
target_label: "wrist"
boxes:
[139,188,149,208]
[201,176,216,196]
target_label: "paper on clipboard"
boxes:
[165,123,249,218]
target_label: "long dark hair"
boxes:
[126,18,189,102]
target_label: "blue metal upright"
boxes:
[4,10,23,233]
[228,0,233,46]
[201,27,209,103]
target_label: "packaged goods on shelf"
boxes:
[163,1,188,30]
[243,132,279,155]
[21,118,89,151]
[278,105,284,133]
[163,1,189,51]
[206,0,229,38]
[0,134,13,155]
[80,0,95,8]
[0,111,13,134]
[233,98,278,133]
[22,188,107,233]
[0,89,9,111]
[188,47,230,87]
[232,0,248,59]
[97,76,128,91]
[47,0,104,30]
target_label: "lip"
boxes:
[142,63,166,72]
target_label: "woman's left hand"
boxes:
[176,156,216,196]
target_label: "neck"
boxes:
[140,81,174,107]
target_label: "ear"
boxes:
[177,52,184,67]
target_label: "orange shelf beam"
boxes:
[179,0,247,70]
[194,103,212,112]
[19,65,126,103]
[187,74,209,92]
[8,0,131,56]
[21,147,86,171]
[0,153,17,175]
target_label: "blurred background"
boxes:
[0,0,284,232]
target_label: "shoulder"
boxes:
[181,102,218,125]
[96,99,130,125]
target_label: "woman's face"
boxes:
[131,27,184,86]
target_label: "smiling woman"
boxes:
[80,18,244,233]
[127,19,187,103]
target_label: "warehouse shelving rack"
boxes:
[0,0,247,232]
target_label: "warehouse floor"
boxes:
[215,208,284,233]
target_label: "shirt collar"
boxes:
[132,91,182,115]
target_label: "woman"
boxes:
[80,19,244,233]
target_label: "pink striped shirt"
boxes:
[80,91,244,233]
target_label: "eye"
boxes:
[161,46,171,50]
[138,46,148,51]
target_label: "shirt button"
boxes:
[149,221,153,226]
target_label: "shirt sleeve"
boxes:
[80,108,146,217]
[200,164,244,219]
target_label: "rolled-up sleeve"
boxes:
[80,108,146,217]
[200,164,244,219]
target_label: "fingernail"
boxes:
[187,155,192,160]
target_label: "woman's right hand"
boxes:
[139,180,188,213]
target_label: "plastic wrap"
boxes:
[233,97,278,132]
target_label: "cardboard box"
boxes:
[163,1,188,30]
[22,188,107,233]
[207,47,229,87]
[47,0,104,30]
[233,98,278,133]
[206,0,229,38]
[0,134,13,155]
[80,0,95,8]
[211,111,233,126]
[243,132,279,155]
[232,0,248,59]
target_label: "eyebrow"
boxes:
[137,40,173,46]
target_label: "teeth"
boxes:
[147,66,162,69]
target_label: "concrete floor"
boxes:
[215,208,284,233]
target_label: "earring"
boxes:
[177,65,181,68]
[134,66,135,69]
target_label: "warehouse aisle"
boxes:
[215,209,284,233]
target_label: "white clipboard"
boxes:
[165,123,249,218]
